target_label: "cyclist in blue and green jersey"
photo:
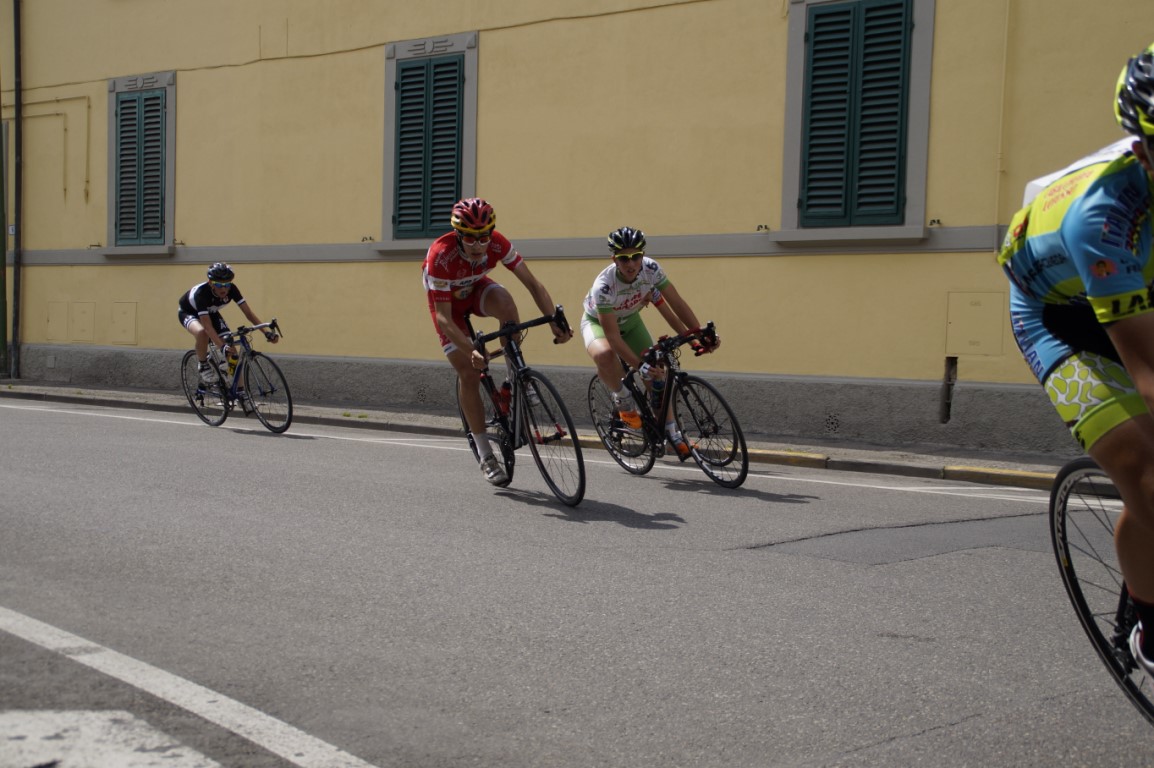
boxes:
[998,43,1154,674]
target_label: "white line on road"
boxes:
[0,606,380,768]
[0,401,1051,503]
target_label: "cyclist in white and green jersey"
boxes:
[581,226,719,457]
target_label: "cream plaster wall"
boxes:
[3,0,1153,390]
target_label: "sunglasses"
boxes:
[210,281,233,289]
[460,234,492,246]
[614,252,644,263]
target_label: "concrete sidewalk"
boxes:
[0,379,1076,491]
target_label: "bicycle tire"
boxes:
[243,352,294,433]
[586,375,657,475]
[1050,456,1154,725]
[456,374,514,487]
[522,372,585,506]
[180,349,230,427]
[674,375,749,488]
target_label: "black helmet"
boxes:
[1115,43,1154,138]
[207,262,235,281]
[607,226,646,253]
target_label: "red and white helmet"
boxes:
[450,198,496,236]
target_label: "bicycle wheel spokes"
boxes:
[586,375,656,475]
[1050,458,1154,724]
[674,376,748,489]
[181,350,229,427]
[243,352,293,433]
[522,373,585,506]
[455,374,514,486]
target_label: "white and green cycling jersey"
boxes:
[581,257,670,354]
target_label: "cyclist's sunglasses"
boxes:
[614,252,644,263]
[459,233,492,246]
[210,280,233,289]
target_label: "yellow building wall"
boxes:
[3,0,1153,389]
[15,247,1011,383]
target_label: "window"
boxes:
[800,0,910,227]
[108,72,176,250]
[383,33,478,243]
[780,0,932,242]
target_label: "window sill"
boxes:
[103,245,176,258]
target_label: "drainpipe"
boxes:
[9,0,21,378]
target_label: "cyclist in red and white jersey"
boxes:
[422,198,572,486]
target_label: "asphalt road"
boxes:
[0,399,1149,767]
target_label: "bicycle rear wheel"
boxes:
[587,375,657,475]
[1050,456,1154,725]
[456,374,514,487]
[243,352,293,433]
[522,372,585,506]
[180,350,230,427]
[673,375,748,488]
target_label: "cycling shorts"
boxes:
[580,311,653,357]
[179,310,228,335]
[1010,282,1149,451]
[1043,351,1146,451]
[428,276,501,354]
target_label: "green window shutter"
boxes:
[394,54,463,239]
[800,0,910,228]
[115,89,166,245]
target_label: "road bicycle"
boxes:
[587,322,748,489]
[1049,456,1154,724]
[180,319,293,434]
[455,306,586,507]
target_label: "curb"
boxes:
[0,388,1058,490]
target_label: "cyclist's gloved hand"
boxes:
[638,362,654,379]
[264,330,280,343]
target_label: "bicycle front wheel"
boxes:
[587,375,656,475]
[181,350,230,427]
[456,374,514,486]
[243,352,293,433]
[674,375,749,489]
[522,372,585,506]
[1050,456,1154,725]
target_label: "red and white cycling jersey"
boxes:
[421,230,523,305]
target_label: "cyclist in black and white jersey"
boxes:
[178,262,278,383]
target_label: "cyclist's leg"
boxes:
[1044,351,1154,647]
[180,312,210,363]
[1089,417,1154,606]
[580,315,627,392]
[477,280,519,326]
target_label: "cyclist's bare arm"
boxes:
[1108,312,1154,414]
[237,303,279,342]
[511,261,572,342]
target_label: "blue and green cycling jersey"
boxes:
[999,142,1154,381]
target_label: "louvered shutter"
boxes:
[800,0,910,228]
[115,89,166,245]
[394,54,464,239]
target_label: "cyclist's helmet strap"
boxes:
[207,262,234,281]
[608,226,646,253]
[1115,44,1154,139]
[450,198,496,236]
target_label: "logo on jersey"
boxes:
[1090,258,1118,278]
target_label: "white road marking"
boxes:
[0,607,380,768]
[0,401,1051,503]
[0,710,223,767]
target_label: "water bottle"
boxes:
[650,377,665,410]
[226,349,239,378]
[497,381,512,415]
